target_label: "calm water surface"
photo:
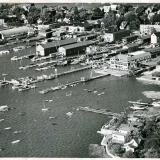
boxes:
[0,46,159,157]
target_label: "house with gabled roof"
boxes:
[151,32,160,44]
[123,138,141,152]
[112,131,126,143]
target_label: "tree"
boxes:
[144,138,160,150]
[123,151,137,158]
[108,143,124,156]
[125,12,137,22]
[136,6,145,16]
[144,148,160,158]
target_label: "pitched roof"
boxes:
[112,131,126,136]
[123,34,139,39]
[61,41,94,50]
[141,35,151,40]
[40,38,77,49]
[152,32,160,37]
[125,43,139,48]
[119,124,131,131]
[1,26,29,36]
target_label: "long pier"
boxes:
[38,73,110,94]
[79,107,120,117]
[28,66,92,85]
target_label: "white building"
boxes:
[140,25,160,36]
[112,132,126,143]
[103,6,111,13]
[151,32,160,44]
[66,26,85,33]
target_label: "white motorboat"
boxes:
[18,86,30,91]
[130,106,146,110]
[0,105,8,112]
[152,101,160,107]
[61,85,67,90]
[11,56,18,61]
[66,112,74,116]
[11,140,21,144]
[98,92,105,96]
[0,119,4,122]
[4,127,11,130]
[14,131,22,134]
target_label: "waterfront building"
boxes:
[58,41,94,56]
[36,38,77,56]
[109,51,151,70]
[103,30,130,43]
[139,35,151,44]
[123,138,141,152]
[123,43,139,53]
[66,26,85,33]
[151,32,160,44]
[112,132,126,143]
[122,35,139,43]
[103,6,111,13]
[38,28,53,38]
[0,26,29,41]
[140,25,160,36]
[143,47,160,58]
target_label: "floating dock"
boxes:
[79,107,120,117]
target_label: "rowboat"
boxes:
[11,140,21,144]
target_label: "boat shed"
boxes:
[0,26,29,40]
[123,43,139,53]
[58,41,95,56]
[143,47,160,58]
[104,30,131,43]
[36,38,77,56]
[122,34,139,43]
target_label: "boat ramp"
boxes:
[79,107,120,117]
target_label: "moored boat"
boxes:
[14,131,22,134]
[66,112,74,116]
[4,127,11,130]
[11,140,21,144]
[0,105,8,112]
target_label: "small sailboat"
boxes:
[66,91,72,97]
[61,85,67,90]
[11,139,21,144]
[18,112,26,116]
[66,112,74,116]
[49,116,57,120]
[4,127,11,130]
[42,99,49,111]
[0,119,4,122]
[0,105,8,111]
[98,92,105,96]
[14,130,22,134]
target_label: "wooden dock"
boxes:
[79,107,120,117]
[38,73,110,94]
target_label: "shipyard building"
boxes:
[58,41,95,56]
[36,38,77,56]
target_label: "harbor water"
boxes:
[0,46,159,157]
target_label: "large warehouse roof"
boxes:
[62,41,94,50]
[41,38,77,49]
[1,26,30,36]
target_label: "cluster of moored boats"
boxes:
[128,100,160,110]
[12,45,31,52]
[0,105,24,149]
